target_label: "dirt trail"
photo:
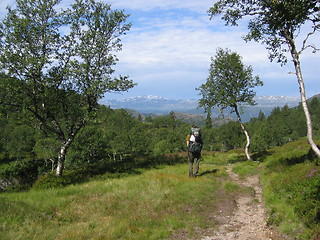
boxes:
[201,165,279,240]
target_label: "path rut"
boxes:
[201,165,280,240]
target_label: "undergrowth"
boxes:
[260,139,320,239]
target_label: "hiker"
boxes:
[186,125,203,177]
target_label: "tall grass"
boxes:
[0,163,222,240]
[260,139,320,239]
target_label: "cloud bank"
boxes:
[1,0,319,99]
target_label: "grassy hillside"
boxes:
[0,160,233,240]
[0,139,319,239]
[260,140,320,239]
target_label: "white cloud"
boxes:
[118,21,269,72]
[107,0,214,12]
[1,0,319,99]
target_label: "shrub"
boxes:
[0,159,40,191]
[32,169,89,190]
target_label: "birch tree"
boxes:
[0,0,135,175]
[209,0,320,158]
[198,48,263,160]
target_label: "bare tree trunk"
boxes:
[235,105,252,160]
[286,34,320,158]
[56,139,72,176]
[49,159,55,171]
[55,122,84,176]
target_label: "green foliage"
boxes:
[0,104,191,191]
[0,95,319,191]
[218,121,245,151]
[33,138,60,169]
[246,101,319,152]
[261,140,320,239]
[209,0,320,159]
[32,170,89,190]
[197,48,262,160]
[197,48,262,111]
[201,127,220,151]
[0,159,39,191]
[0,0,135,175]
[209,0,320,64]
[4,124,36,159]
[205,109,213,129]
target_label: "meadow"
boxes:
[0,158,231,240]
[0,139,319,240]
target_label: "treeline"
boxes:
[0,106,191,191]
[0,106,192,163]
[202,96,320,152]
[0,97,319,191]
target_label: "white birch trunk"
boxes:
[55,123,84,176]
[235,106,252,160]
[56,140,70,176]
[286,34,320,158]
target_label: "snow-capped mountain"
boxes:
[101,95,200,114]
[254,96,301,107]
[100,95,301,122]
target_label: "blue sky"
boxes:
[1,0,319,100]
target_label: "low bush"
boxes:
[32,169,89,190]
[0,159,40,192]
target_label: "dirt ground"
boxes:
[200,165,282,240]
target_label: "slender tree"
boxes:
[198,48,263,160]
[209,0,320,158]
[0,0,136,175]
[205,108,213,129]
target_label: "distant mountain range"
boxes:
[101,95,302,122]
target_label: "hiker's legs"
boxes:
[188,161,194,177]
[188,152,194,177]
[193,153,201,176]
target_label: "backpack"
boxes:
[191,127,201,138]
[189,141,202,153]
[190,127,202,143]
[189,127,203,153]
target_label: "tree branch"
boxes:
[299,26,320,54]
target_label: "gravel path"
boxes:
[201,165,280,240]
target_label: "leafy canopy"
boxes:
[0,0,135,138]
[198,48,262,111]
[0,0,136,175]
[209,0,320,64]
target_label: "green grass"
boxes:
[260,139,320,239]
[232,160,260,179]
[0,162,222,240]
[204,151,244,165]
[1,141,319,239]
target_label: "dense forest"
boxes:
[1,95,319,191]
